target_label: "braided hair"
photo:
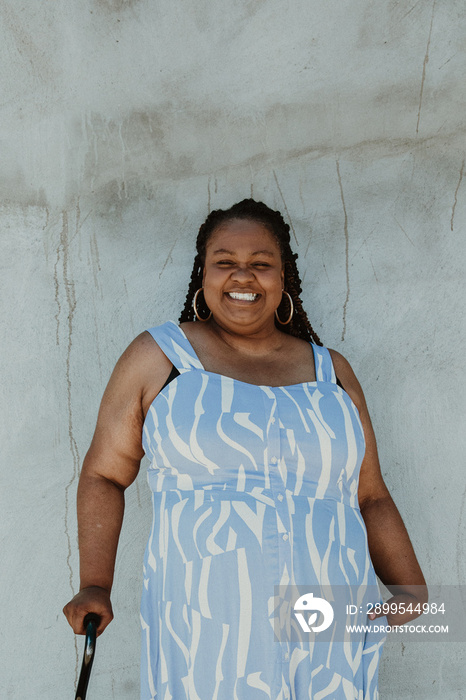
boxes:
[179,199,322,345]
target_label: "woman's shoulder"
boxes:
[179,320,204,338]
[327,346,352,371]
[115,326,173,378]
[327,347,368,412]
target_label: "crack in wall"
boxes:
[273,170,298,245]
[416,0,436,135]
[76,197,81,239]
[438,53,457,71]
[336,160,350,342]
[158,238,178,281]
[400,0,422,22]
[369,257,379,283]
[450,158,465,232]
[394,217,416,247]
[351,226,376,261]
[56,210,81,683]
[304,237,312,259]
[90,231,102,290]
[53,247,62,346]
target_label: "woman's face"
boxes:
[202,218,284,334]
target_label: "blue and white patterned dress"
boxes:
[140,321,387,700]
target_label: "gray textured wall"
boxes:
[1,1,465,697]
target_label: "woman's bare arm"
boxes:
[330,349,428,626]
[63,331,172,635]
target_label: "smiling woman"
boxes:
[203,220,286,331]
[63,199,427,700]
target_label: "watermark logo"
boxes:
[273,584,466,643]
[293,592,334,633]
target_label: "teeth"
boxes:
[228,292,258,301]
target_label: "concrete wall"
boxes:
[1,1,465,697]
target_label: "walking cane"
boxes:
[75,613,101,700]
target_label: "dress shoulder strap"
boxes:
[311,343,337,384]
[145,321,204,371]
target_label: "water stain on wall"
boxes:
[93,0,142,12]
[0,2,57,83]
[80,108,199,199]
[79,98,466,209]
[358,0,427,48]
[0,175,49,210]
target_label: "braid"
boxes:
[179,211,228,323]
[179,253,203,322]
[179,199,322,346]
[283,255,322,345]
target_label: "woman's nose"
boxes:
[231,265,255,281]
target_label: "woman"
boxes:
[64,199,427,699]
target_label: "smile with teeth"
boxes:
[227,292,259,301]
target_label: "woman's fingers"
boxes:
[63,586,114,636]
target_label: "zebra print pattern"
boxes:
[140,321,387,699]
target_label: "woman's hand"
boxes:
[63,586,113,637]
[368,588,429,628]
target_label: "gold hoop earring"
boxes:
[193,288,212,322]
[275,291,294,325]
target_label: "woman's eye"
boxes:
[215,260,271,268]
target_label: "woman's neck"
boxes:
[206,317,288,357]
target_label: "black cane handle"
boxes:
[75,613,100,700]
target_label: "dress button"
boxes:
[270,456,278,464]
[282,533,289,541]
[277,494,284,501]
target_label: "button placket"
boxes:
[266,399,285,506]
[268,393,292,567]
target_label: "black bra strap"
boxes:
[161,364,180,391]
